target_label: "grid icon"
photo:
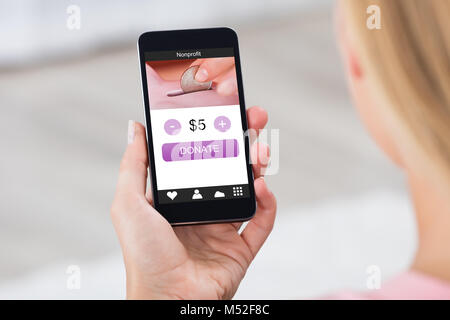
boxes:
[232,186,243,197]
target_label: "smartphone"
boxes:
[137,27,256,225]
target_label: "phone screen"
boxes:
[144,48,250,204]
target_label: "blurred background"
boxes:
[0,0,416,299]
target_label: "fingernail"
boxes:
[194,68,208,82]
[128,120,135,144]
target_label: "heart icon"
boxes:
[167,191,177,200]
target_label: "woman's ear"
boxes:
[348,48,362,79]
[339,25,362,79]
[335,2,362,80]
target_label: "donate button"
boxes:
[162,139,239,162]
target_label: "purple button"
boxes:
[164,119,181,135]
[214,116,231,132]
[162,139,239,162]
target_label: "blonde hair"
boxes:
[341,0,450,187]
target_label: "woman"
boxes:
[111,0,450,299]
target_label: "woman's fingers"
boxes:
[246,106,270,178]
[247,106,268,136]
[115,121,149,197]
[240,177,276,259]
[251,142,270,179]
[231,140,270,232]
[193,57,235,82]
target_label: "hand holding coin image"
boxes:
[146,57,239,110]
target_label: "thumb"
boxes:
[193,57,235,82]
[116,120,148,196]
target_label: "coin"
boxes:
[180,65,212,93]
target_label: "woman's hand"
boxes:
[111,106,276,300]
[191,57,237,96]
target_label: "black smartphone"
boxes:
[137,27,256,225]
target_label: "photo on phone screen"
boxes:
[144,48,250,205]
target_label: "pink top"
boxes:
[326,271,450,300]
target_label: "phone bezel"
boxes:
[137,27,256,225]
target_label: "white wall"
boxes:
[0,0,331,67]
